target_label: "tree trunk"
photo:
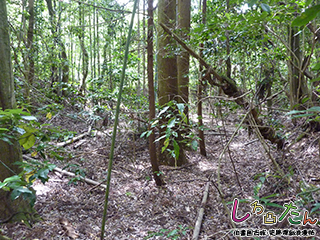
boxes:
[79,2,88,95]
[25,0,35,102]
[45,0,69,96]
[197,0,207,157]
[0,0,37,224]
[288,26,309,110]
[147,0,164,186]
[177,0,190,114]
[158,0,187,166]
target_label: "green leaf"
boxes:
[248,0,257,7]
[190,140,198,151]
[172,131,178,138]
[4,175,21,183]
[140,131,147,138]
[176,103,185,114]
[19,134,36,150]
[146,130,153,137]
[0,182,6,189]
[11,186,33,200]
[292,4,320,27]
[167,117,176,129]
[173,140,179,160]
[311,203,320,214]
[310,77,320,83]
[286,110,304,115]
[154,135,166,142]
[305,0,313,7]
[260,3,271,13]
[158,106,169,117]
[264,202,284,209]
[0,137,13,145]
[0,128,9,131]
[21,115,37,121]
[312,62,320,71]
[38,168,50,183]
[306,106,320,112]
[291,113,316,118]
[167,229,179,237]
[162,138,170,153]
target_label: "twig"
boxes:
[192,181,210,240]
[53,167,107,189]
[54,126,91,147]
[244,139,259,146]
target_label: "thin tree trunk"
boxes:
[93,1,96,79]
[46,0,69,96]
[96,7,100,77]
[26,0,35,102]
[288,26,309,110]
[78,2,88,94]
[198,0,207,157]
[142,0,146,95]
[147,0,164,186]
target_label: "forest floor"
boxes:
[1,104,320,240]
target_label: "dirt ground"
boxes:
[1,106,320,239]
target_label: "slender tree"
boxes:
[147,0,164,186]
[46,0,69,96]
[197,0,207,156]
[26,0,35,102]
[288,26,309,109]
[78,2,89,94]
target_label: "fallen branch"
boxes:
[22,155,107,189]
[54,126,92,148]
[53,167,107,189]
[192,181,210,240]
[160,23,285,149]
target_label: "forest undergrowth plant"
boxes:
[0,175,36,211]
[0,108,63,212]
[144,225,191,240]
[141,101,199,164]
[287,106,320,132]
[62,163,86,185]
[252,172,283,210]
[295,181,320,218]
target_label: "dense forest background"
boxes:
[1,0,320,239]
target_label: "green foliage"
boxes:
[142,101,199,160]
[0,108,37,147]
[144,225,191,240]
[0,158,55,208]
[252,172,286,210]
[0,175,36,207]
[286,107,320,121]
[14,159,56,184]
[292,182,320,219]
[63,163,86,185]
[292,4,320,27]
